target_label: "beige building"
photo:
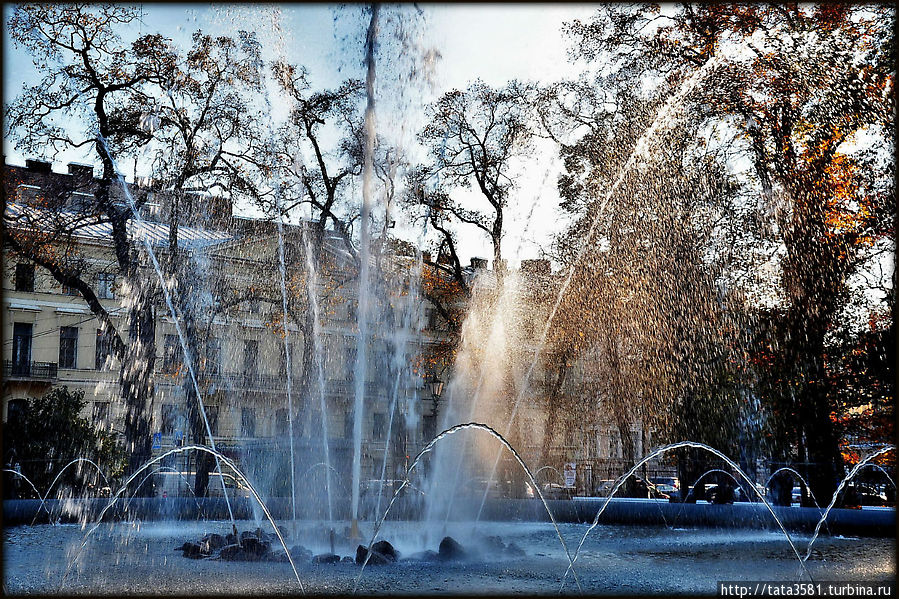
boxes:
[2,158,451,497]
[3,157,660,498]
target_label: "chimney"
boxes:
[470,257,488,270]
[520,259,551,275]
[25,158,52,173]
[67,162,95,179]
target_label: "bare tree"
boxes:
[561,2,894,503]
[5,4,170,482]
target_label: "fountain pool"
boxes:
[3,519,893,595]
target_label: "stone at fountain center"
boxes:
[289,544,312,562]
[505,542,525,557]
[371,540,399,561]
[438,536,467,561]
[312,553,341,564]
[240,536,270,558]
[355,544,393,565]
[239,530,256,543]
[219,544,243,560]
[201,533,227,553]
[181,541,205,559]
[341,556,355,563]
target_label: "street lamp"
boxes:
[428,375,445,401]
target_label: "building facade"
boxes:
[3,157,660,501]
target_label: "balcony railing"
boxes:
[3,360,58,381]
[204,371,289,390]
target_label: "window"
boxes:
[346,302,356,322]
[422,414,437,443]
[96,273,115,299]
[243,340,258,378]
[14,264,34,292]
[373,413,386,441]
[344,411,354,439]
[7,399,27,424]
[275,408,289,436]
[279,342,295,375]
[95,329,113,370]
[59,327,78,369]
[344,347,357,370]
[92,402,109,426]
[12,323,33,375]
[61,283,80,296]
[205,338,221,375]
[205,406,219,435]
[162,335,182,374]
[241,408,256,437]
[161,404,178,435]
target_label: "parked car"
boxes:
[655,483,678,496]
[206,472,253,498]
[842,483,889,508]
[542,483,575,500]
[614,477,671,500]
[650,476,680,492]
[735,483,767,502]
[594,480,617,497]
[704,483,736,504]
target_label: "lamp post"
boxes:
[427,375,445,404]
[423,373,445,445]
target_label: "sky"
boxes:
[3,3,599,267]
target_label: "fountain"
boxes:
[2,3,894,596]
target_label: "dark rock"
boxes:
[438,536,467,561]
[341,556,355,563]
[312,553,341,564]
[219,544,244,560]
[240,536,270,557]
[505,542,525,556]
[182,542,205,559]
[206,533,227,551]
[371,540,399,562]
[240,530,257,543]
[226,533,237,545]
[289,544,313,562]
[355,544,391,566]
[200,532,228,554]
[482,535,506,552]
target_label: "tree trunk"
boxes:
[539,354,569,468]
[121,275,156,495]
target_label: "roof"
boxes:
[4,203,233,250]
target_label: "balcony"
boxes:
[204,371,289,391]
[3,360,58,381]
[324,379,388,398]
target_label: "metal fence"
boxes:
[3,360,58,380]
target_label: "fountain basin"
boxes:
[5,497,894,537]
[3,519,893,595]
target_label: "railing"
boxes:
[324,379,392,397]
[204,371,289,390]
[3,360,58,380]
